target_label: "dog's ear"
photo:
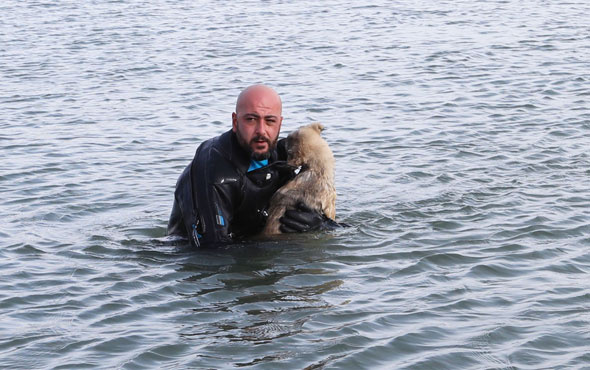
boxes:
[309,122,325,134]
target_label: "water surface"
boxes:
[1,0,589,368]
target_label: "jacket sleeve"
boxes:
[167,162,201,244]
[190,146,240,246]
[167,144,239,247]
[167,182,187,237]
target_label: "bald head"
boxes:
[235,84,282,116]
[232,84,283,160]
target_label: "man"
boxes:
[167,84,330,247]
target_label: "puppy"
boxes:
[262,123,336,235]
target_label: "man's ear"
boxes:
[232,112,238,132]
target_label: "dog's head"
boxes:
[286,123,333,168]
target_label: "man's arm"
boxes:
[167,142,238,247]
[191,150,238,246]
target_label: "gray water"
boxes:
[1,0,589,368]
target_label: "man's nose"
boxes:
[254,120,266,135]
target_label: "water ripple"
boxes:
[2,0,590,368]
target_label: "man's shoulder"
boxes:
[190,130,233,163]
[196,129,232,151]
[191,130,247,178]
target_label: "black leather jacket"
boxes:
[167,129,295,247]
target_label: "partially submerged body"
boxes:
[167,130,296,246]
[167,85,339,247]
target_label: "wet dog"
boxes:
[262,123,336,235]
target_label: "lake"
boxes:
[1,0,589,368]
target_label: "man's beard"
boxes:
[235,128,278,161]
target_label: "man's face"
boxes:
[232,89,283,160]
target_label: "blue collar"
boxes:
[247,159,268,172]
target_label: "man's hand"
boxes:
[279,202,335,233]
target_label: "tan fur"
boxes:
[262,123,336,236]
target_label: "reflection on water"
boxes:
[168,240,346,367]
